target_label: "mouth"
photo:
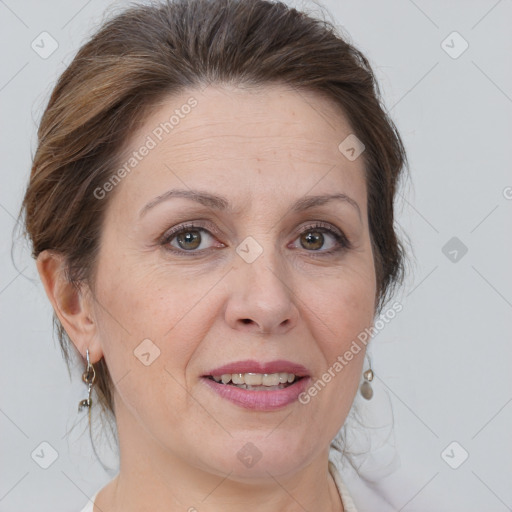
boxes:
[203,372,305,391]
[200,360,311,410]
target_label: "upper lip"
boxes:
[204,359,310,377]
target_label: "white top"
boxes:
[79,460,358,512]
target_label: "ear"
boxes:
[36,250,103,364]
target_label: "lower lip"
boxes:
[200,377,311,411]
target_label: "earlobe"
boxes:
[36,250,102,363]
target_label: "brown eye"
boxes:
[300,230,325,251]
[291,223,350,255]
[161,223,221,254]
[176,230,202,250]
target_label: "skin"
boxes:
[37,83,377,511]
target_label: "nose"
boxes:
[224,249,299,336]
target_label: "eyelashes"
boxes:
[159,220,352,258]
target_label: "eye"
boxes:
[290,222,351,256]
[160,223,222,255]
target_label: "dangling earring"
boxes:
[359,354,374,400]
[78,348,96,412]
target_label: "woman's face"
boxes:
[89,84,376,479]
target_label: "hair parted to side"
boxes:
[20,0,408,472]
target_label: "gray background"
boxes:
[1,0,511,510]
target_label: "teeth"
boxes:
[262,373,278,386]
[211,372,298,386]
[232,373,244,384]
[245,373,262,386]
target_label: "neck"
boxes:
[105,466,344,512]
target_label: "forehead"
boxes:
[111,83,367,217]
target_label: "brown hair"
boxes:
[20,0,408,470]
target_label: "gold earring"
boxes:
[359,356,374,400]
[78,348,96,412]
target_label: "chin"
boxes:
[196,433,317,480]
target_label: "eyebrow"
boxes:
[139,188,362,222]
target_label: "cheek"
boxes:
[91,265,197,425]
[308,260,376,341]
[307,272,373,419]
[92,254,214,383]
[94,250,188,336]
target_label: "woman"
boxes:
[20,0,408,510]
